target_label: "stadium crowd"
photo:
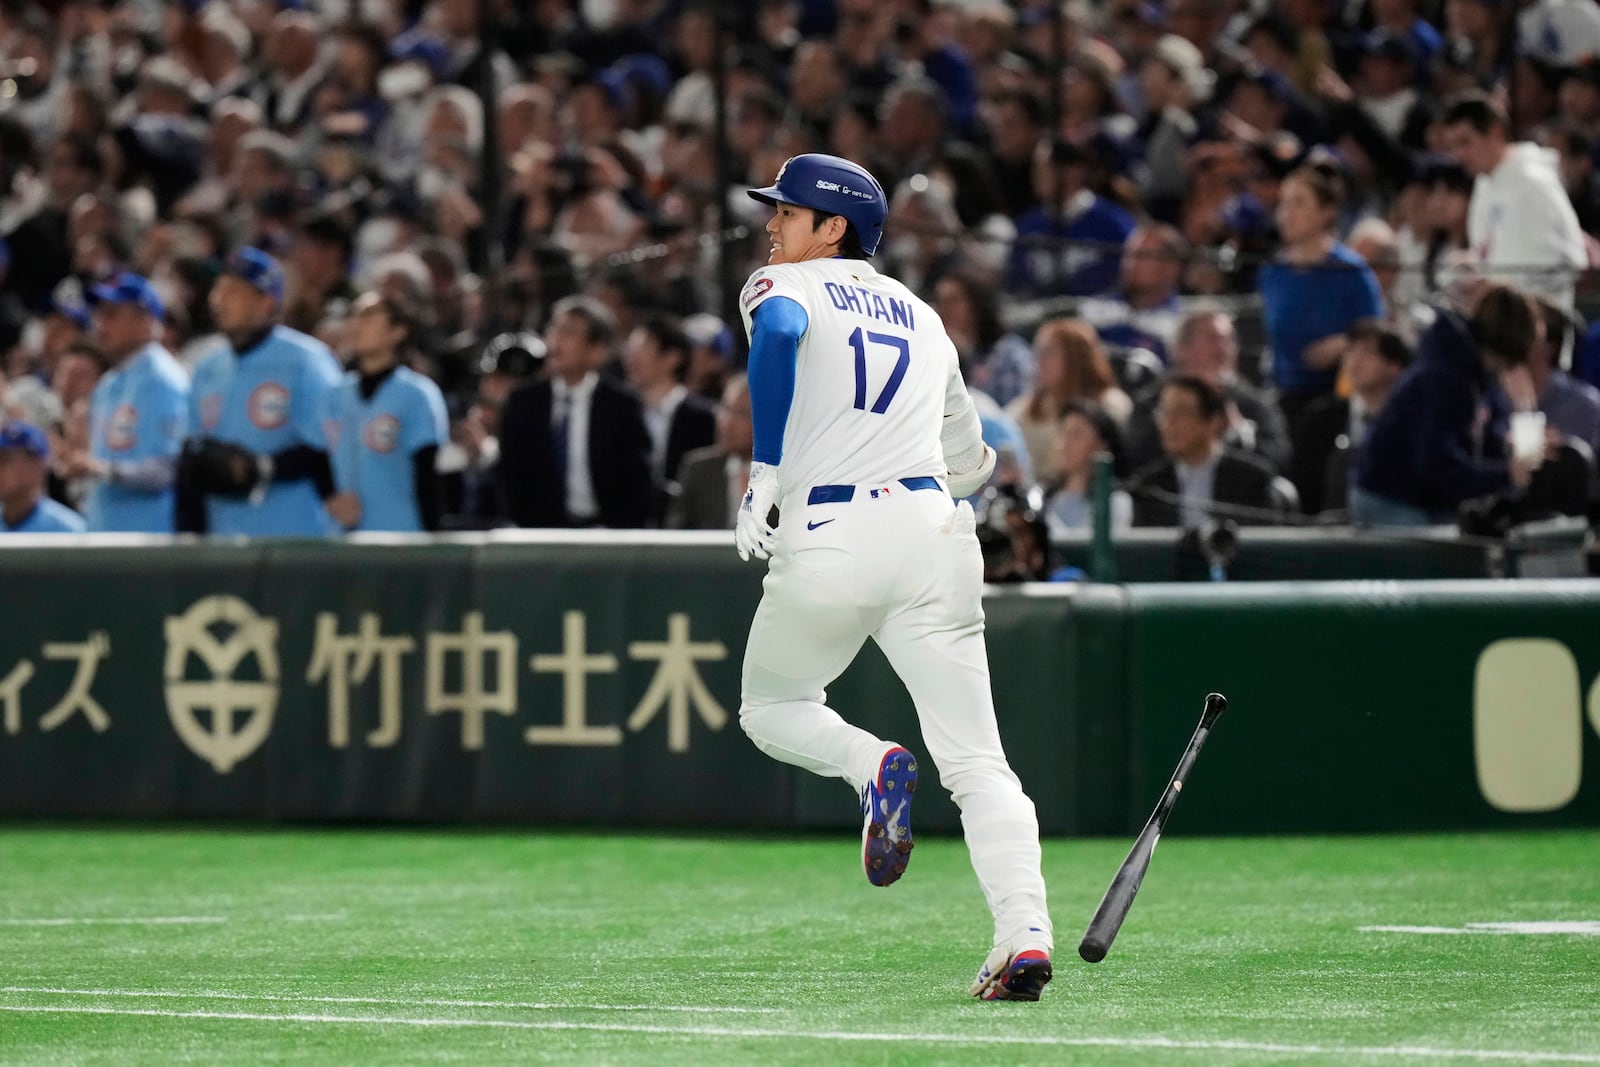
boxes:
[1,0,1599,557]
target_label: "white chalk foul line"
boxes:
[0,1002,1597,1062]
[0,917,227,926]
[1361,922,1600,937]
[0,987,779,1016]
[0,915,347,926]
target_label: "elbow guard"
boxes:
[946,443,996,498]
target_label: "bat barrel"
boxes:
[1077,692,1225,964]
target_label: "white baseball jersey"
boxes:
[735,254,1053,958]
[738,258,962,497]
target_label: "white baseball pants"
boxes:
[739,482,1053,952]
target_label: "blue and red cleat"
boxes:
[861,746,917,887]
[971,947,1054,1001]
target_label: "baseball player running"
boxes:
[736,154,1054,1001]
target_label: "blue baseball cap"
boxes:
[684,313,735,361]
[221,246,286,302]
[87,272,165,321]
[49,298,91,331]
[0,421,49,459]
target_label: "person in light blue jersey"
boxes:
[324,291,447,532]
[62,273,188,532]
[0,423,85,534]
[176,247,342,537]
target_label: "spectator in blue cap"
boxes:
[0,422,85,534]
[176,246,342,537]
[65,272,189,532]
[683,312,737,403]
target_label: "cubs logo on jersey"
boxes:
[199,393,223,432]
[104,403,139,451]
[249,383,291,429]
[363,414,401,453]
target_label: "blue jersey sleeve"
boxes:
[294,348,342,449]
[405,377,448,454]
[747,296,808,465]
[326,385,357,492]
[141,371,187,459]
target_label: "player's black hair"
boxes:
[811,212,868,259]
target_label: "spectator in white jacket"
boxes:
[1440,92,1588,316]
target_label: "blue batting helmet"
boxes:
[747,154,888,255]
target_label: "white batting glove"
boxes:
[946,443,997,498]
[736,461,780,562]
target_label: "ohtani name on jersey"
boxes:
[822,282,915,330]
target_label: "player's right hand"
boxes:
[736,461,779,562]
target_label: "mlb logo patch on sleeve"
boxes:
[743,276,773,309]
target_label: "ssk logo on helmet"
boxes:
[364,414,401,453]
[105,403,139,451]
[249,383,291,429]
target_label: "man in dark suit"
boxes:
[1128,374,1280,527]
[1291,318,1411,516]
[623,313,716,526]
[1123,308,1292,475]
[668,374,751,530]
[498,296,652,528]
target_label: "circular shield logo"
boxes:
[363,414,401,453]
[163,595,280,775]
[249,383,291,430]
[105,403,139,452]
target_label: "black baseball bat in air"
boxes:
[1078,692,1227,964]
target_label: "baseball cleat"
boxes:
[861,746,917,887]
[971,946,1053,1001]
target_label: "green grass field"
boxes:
[1,826,1597,1065]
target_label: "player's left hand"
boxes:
[736,462,780,562]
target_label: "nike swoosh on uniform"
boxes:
[807,519,836,531]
